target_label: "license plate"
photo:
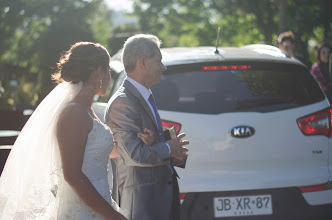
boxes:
[214,195,272,217]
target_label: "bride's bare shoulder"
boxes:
[57,103,92,131]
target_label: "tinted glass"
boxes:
[151,62,325,114]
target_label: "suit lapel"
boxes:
[123,80,160,133]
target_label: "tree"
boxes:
[131,0,278,46]
[0,0,113,109]
[130,0,331,66]
[211,0,280,45]
[278,0,287,33]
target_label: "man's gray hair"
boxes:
[122,34,161,73]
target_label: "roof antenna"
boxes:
[215,27,221,54]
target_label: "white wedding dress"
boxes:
[57,113,120,219]
[0,82,124,219]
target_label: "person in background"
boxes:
[311,42,332,97]
[278,31,296,58]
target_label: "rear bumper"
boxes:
[180,187,332,220]
[302,188,332,205]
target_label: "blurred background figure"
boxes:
[311,42,332,98]
[278,31,296,58]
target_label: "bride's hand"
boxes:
[137,128,154,146]
[109,142,120,158]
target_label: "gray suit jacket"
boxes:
[105,80,173,220]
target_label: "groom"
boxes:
[105,34,189,220]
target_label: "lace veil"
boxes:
[0,82,82,219]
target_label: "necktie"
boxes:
[148,94,164,142]
[148,94,178,178]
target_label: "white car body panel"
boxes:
[92,102,108,121]
[159,100,330,196]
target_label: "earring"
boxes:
[99,80,102,88]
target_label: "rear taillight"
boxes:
[300,184,326,193]
[297,108,331,137]
[300,181,332,193]
[161,120,182,135]
[180,193,186,200]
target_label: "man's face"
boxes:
[144,48,167,87]
[279,39,294,55]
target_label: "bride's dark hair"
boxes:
[52,42,110,84]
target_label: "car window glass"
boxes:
[151,62,325,114]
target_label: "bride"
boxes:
[0,42,152,219]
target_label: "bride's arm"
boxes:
[57,104,126,220]
[110,142,120,158]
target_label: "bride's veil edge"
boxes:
[0,82,82,219]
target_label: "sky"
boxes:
[105,0,134,12]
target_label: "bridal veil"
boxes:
[0,82,82,219]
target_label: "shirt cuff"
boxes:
[165,143,171,155]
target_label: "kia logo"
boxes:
[230,126,255,138]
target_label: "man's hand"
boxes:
[166,133,189,160]
[137,128,154,146]
[171,155,188,166]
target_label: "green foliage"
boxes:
[131,0,281,46]
[89,2,113,46]
[130,0,331,67]
[1,0,332,111]
[108,23,140,55]
[0,0,113,109]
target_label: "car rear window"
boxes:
[151,61,325,114]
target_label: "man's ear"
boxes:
[137,56,146,70]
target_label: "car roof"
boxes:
[110,44,305,72]
[161,45,304,66]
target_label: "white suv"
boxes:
[93,44,332,219]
